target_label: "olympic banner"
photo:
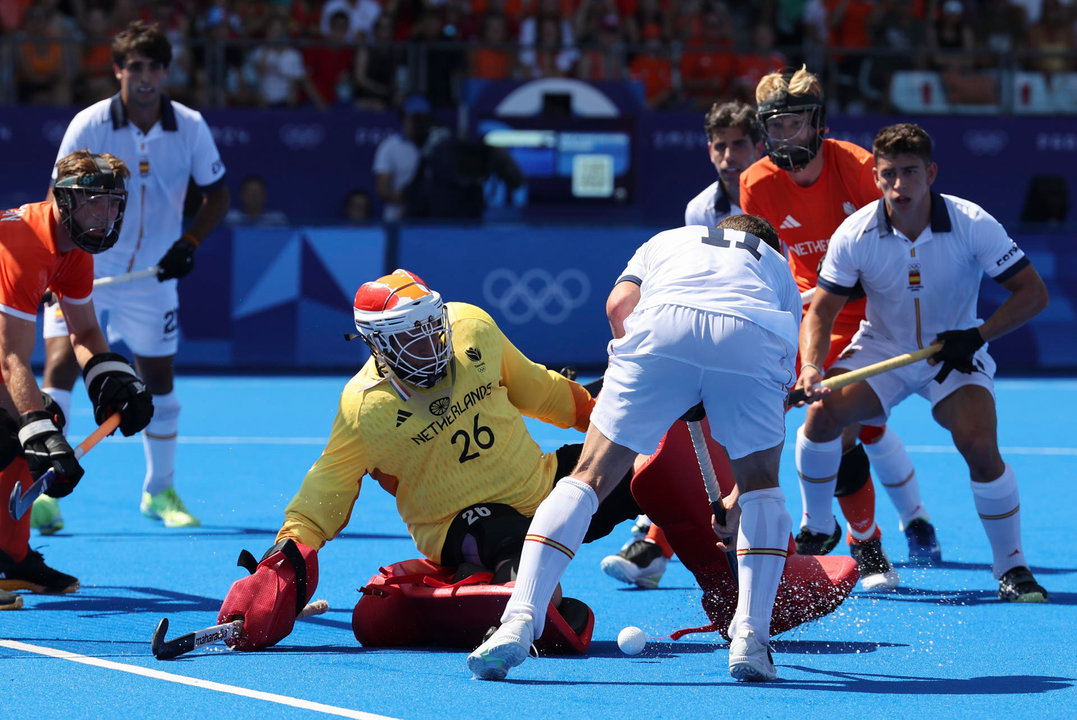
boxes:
[397,225,665,368]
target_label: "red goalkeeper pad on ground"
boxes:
[632,419,859,641]
[352,558,594,654]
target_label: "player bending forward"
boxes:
[469,214,801,682]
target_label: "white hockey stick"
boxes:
[686,418,739,584]
[94,266,159,288]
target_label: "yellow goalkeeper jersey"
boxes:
[278,302,594,563]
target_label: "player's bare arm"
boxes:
[184,184,231,243]
[605,280,640,339]
[0,312,46,414]
[60,298,111,368]
[980,264,1048,340]
[794,286,844,399]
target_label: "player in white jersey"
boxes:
[36,21,229,531]
[469,214,801,683]
[684,100,763,227]
[604,100,766,588]
[794,123,1049,603]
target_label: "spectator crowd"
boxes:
[3,0,1075,114]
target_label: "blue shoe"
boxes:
[904,518,942,565]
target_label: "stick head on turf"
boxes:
[151,618,178,660]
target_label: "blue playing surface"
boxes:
[1,376,1074,719]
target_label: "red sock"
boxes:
[837,476,881,544]
[645,524,674,558]
[0,461,33,562]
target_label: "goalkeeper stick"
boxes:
[785,343,943,407]
[94,266,159,288]
[8,413,121,520]
[151,600,330,660]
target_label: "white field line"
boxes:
[0,639,399,720]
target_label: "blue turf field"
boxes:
[1,376,1074,719]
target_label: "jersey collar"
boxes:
[713,180,731,217]
[109,94,179,132]
[875,191,953,238]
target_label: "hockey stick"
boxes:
[8,412,121,520]
[93,266,159,288]
[785,343,943,408]
[682,406,739,583]
[150,599,330,660]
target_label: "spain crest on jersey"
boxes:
[908,263,922,290]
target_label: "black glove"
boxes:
[156,236,197,280]
[17,411,83,496]
[83,353,155,436]
[931,327,986,383]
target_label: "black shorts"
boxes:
[439,444,642,569]
[441,502,532,571]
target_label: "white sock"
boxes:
[970,464,1026,579]
[794,426,841,534]
[862,427,927,530]
[727,487,791,644]
[42,387,73,433]
[501,476,599,638]
[142,391,180,496]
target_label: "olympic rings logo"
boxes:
[482,268,591,325]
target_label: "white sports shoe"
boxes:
[600,540,667,588]
[728,629,777,682]
[466,614,535,680]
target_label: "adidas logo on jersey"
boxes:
[843,201,857,215]
[395,409,412,427]
[779,215,802,229]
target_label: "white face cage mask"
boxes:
[354,293,452,388]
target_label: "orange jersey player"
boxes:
[740,66,942,585]
[0,150,153,604]
[740,132,879,363]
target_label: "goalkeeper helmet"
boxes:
[53,153,128,254]
[353,269,452,388]
[756,89,826,172]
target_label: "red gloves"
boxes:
[218,539,319,651]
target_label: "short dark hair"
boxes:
[112,20,172,68]
[873,123,933,165]
[716,213,781,252]
[704,101,760,144]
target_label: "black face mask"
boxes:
[756,92,826,172]
[53,156,128,254]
